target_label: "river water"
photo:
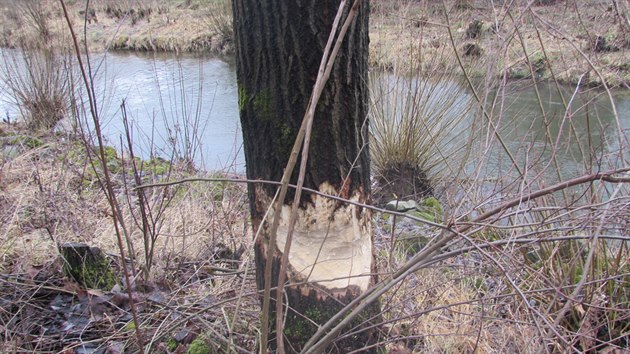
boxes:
[91,52,244,171]
[1,50,628,179]
[474,80,630,181]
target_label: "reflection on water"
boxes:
[369,72,629,185]
[478,81,629,181]
[96,51,243,172]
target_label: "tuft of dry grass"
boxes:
[374,239,546,353]
[369,69,474,202]
[0,48,72,131]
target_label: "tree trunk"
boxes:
[232,0,379,352]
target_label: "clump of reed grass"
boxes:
[369,70,474,201]
[1,48,72,131]
[0,0,73,132]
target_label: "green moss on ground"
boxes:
[186,338,212,354]
[9,135,44,149]
[61,244,118,290]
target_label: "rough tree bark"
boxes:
[232,1,379,352]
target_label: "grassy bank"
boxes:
[0,121,258,352]
[0,122,548,353]
[0,0,233,54]
[370,0,630,87]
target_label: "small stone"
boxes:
[385,200,417,212]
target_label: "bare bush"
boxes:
[205,0,233,46]
[15,0,52,44]
[1,48,71,131]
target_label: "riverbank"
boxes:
[0,119,546,354]
[0,0,233,55]
[0,120,262,352]
[0,0,628,87]
[369,0,630,88]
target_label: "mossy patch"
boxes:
[112,35,129,49]
[417,196,443,223]
[142,156,172,176]
[238,85,248,111]
[65,140,177,187]
[167,338,178,352]
[279,291,379,352]
[60,243,118,290]
[252,89,273,122]
[123,321,136,331]
[529,52,549,75]
[186,338,212,354]
[397,233,430,255]
[100,145,122,174]
[9,135,44,149]
[0,134,45,160]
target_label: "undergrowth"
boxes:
[0,0,628,353]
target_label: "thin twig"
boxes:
[58,1,145,352]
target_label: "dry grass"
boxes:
[1,0,629,352]
[2,0,627,86]
[370,0,630,87]
[369,70,474,202]
[0,133,250,272]
[373,225,548,353]
[0,122,565,353]
[382,270,531,353]
[0,122,258,352]
[0,0,233,54]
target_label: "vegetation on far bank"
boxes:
[0,0,234,54]
[371,0,630,87]
[1,0,628,87]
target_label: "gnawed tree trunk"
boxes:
[232,0,379,352]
